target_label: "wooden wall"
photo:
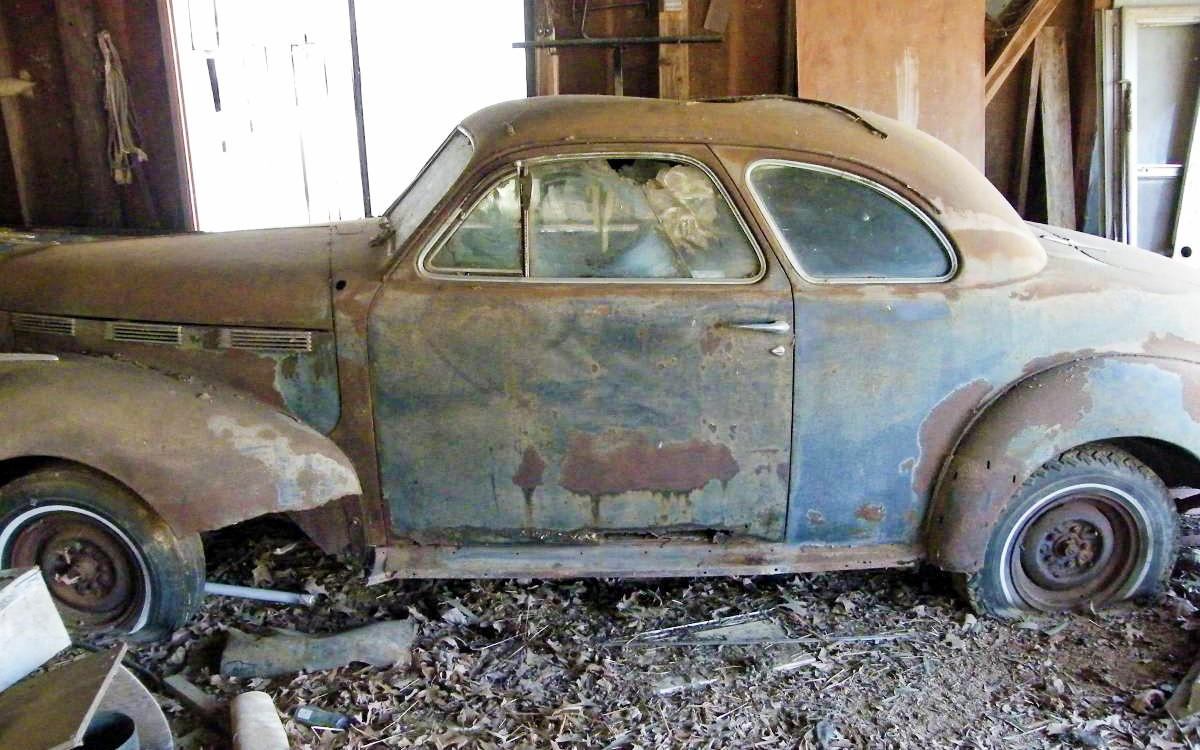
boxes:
[795,0,987,168]
[0,0,187,230]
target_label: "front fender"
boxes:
[0,355,361,535]
[926,356,1200,572]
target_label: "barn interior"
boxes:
[1,1,1200,748]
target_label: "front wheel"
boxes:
[958,444,1178,619]
[0,464,205,640]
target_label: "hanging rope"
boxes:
[98,31,148,185]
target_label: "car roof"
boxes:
[462,95,963,196]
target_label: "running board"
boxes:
[370,541,922,581]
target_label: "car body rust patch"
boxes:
[911,378,992,499]
[512,446,547,503]
[856,504,885,523]
[559,432,739,497]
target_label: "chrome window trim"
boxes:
[745,159,959,285]
[417,151,767,285]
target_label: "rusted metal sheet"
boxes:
[0,227,334,329]
[0,356,361,535]
[327,220,392,549]
[368,262,794,541]
[11,321,340,433]
[930,356,1200,572]
[372,540,920,580]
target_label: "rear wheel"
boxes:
[0,464,204,640]
[958,444,1178,619]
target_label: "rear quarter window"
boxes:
[747,161,954,282]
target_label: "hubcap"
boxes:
[1008,488,1140,611]
[6,513,142,629]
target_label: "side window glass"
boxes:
[528,158,760,280]
[748,163,953,281]
[427,175,521,274]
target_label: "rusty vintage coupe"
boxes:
[0,96,1194,637]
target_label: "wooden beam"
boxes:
[1038,27,1076,229]
[55,0,123,227]
[1014,54,1041,217]
[0,13,32,226]
[658,0,690,100]
[985,0,1063,104]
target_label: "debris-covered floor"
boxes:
[113,517,1200,749]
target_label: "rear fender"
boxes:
[926,356,1200,572]
[0,355,361,535]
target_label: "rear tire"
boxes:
[0,464,204,640]
[957,444,1178,619]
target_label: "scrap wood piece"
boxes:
[985,0,1063,103]
[163,673,223,719]
[220,620,417,678]
[0,644,125,750]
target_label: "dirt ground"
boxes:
[107,516,1200,749]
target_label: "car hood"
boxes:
[0,225,335,329]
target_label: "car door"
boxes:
[718,146,966,547]
[368,146,794,543]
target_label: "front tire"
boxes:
[959,444,1178,619]
[0,464,205,640]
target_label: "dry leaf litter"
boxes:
[82,514,1200,749]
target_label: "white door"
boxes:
[169,0,363,230]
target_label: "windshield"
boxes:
[385,129,474,249]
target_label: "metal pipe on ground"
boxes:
[204,582,317,606]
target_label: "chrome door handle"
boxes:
[727,320,791,334]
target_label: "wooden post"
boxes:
[0,12,32,226]
[658,0,689,100]
[55,0,123,227]
[532,1,559,96]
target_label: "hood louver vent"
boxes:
[12,313,76,337]
[106,321,183,346]
[220,328,313,353]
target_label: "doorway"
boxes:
[165,1,526,231]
